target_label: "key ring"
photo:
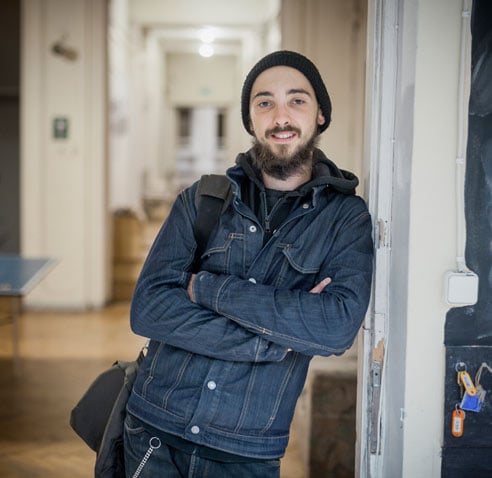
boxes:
[149,437,161,450]
[455,362,467,373]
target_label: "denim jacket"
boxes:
[127,149,374,459]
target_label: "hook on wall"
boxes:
[51,34,78,61]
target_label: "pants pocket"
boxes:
[123,414,162,478]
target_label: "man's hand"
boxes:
[187,273,197,302]
[309,277,331,294]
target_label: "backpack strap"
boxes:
[192,174,232,272]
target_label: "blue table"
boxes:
[0,256,56,359]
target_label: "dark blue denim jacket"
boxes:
[127,150,374,459]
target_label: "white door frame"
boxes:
[357,0,418,475]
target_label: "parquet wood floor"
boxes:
[0,302,304,477]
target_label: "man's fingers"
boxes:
[309,277,332,294]
[187,273,197,302]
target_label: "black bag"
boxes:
[70,174,231,477]
[70,350,145,477]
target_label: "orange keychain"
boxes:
[451,407,465,437]
[458,370,476,396]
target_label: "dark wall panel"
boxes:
[443,1,492,473]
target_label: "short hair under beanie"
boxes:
[241,50,332,135]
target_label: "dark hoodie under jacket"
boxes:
[236,148,360,244]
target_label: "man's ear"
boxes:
[317,109,326,126]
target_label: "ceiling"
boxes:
[129,0,280,28]
[128,0,281,57]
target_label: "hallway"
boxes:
[0,303,305,478]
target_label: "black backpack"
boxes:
[70,174,231,478]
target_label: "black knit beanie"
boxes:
[241,50,332,135]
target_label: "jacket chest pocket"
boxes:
[200,232,245,275]
[273,242,322,289]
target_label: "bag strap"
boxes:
[192,174,232,272]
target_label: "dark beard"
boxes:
[251,130,319,181]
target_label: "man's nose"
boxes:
[274,105,290,127]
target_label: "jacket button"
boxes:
[248,278,257,284]
[302,203,310,209]
[249,225,257,233]
[207,380,217,390]
[191,426,200,434]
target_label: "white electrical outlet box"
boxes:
[445,271,479,306]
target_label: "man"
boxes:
[124,50,373,477]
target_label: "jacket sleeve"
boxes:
[192,201,374,357]
[129,187,288,363]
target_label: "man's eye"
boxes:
[258,101,271,108]
[292,98,306,105]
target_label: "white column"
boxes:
[190,107,218,176]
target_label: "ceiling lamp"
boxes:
[199,44,214,58]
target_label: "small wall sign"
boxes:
[53,117,69,140]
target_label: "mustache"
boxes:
[265,125,302,137]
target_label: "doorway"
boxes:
[0,0,20,254]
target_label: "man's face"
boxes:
[249,66,326,167]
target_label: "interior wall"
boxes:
[21,0,109,309]
[166,54,237,106]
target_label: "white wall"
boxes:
[21,0,109,308]
[166,54,238,106]
[401,0,463,475]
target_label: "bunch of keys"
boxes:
[451,362,489,438]
[457,363,487,413]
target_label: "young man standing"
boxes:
[124,50,373,477]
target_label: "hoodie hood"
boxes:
[232,148,359,196]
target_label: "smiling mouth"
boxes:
[271,131,296,141]
[268,126,301,143]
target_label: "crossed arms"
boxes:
[130,189,373,361]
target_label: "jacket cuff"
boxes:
[192,271,233,312]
